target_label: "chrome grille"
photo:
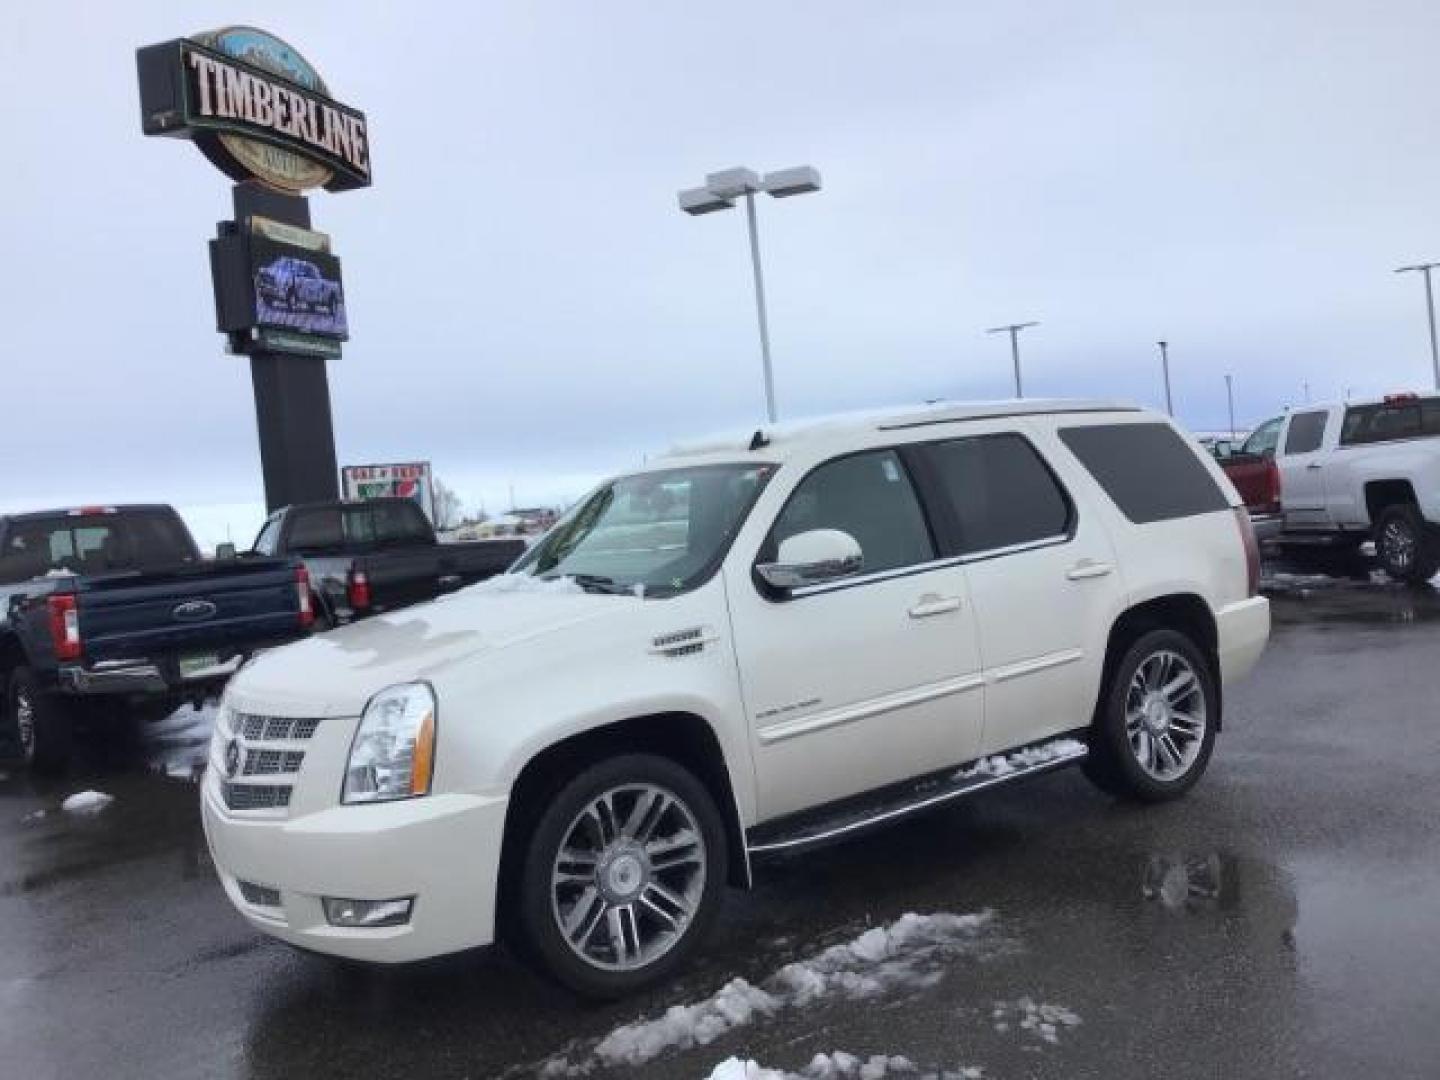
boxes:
[237,881,281,908]
[236,713,321,741]
[222,782,293,811]
[241,749,306,776]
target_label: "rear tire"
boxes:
[1374,504,1439,585]
[1083,628,1217,803]
[514,753,727,999]
[5,667,75,775]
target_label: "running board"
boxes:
[746,736,1089,856]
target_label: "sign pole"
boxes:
[232,184,340,511]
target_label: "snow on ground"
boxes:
[538,912,996,1076]
[990,998,1081,1045]
[955,738,1087,781]
[61,790,113,814]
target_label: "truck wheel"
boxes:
[1375,505,1439,585]
[1083,628,1217,803]
[514,753,726,999]
[5,667,75,775]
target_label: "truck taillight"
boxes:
[1264,459,1282,513]
[1234,507,1261,598]
[296,566,315,629]
[47,594,82,661]
[348,568,371,611]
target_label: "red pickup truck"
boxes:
[1219,416,1284,522]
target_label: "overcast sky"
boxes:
[5,1,1440,547]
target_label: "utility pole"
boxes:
[1157,340,1173,416]
[986,321,1040,398]
[1395,262,1440,390]
[1224,374,1236,438]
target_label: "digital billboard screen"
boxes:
[250,234,348,340]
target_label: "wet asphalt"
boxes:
[3,568,1439,1079]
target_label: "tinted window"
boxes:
[1283,411,1328,455]
[1059,423,1230,524]
[124,513,198,568]
[1240,416,1283,457]
[1340,399,1439,445]
[921,434,1071,554]
[768,450,934,575]
[372,501,431,544]
[288,508,344,550]
[342,506,377,545]
[0,517,125,582]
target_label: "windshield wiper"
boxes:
[543,572,633,595]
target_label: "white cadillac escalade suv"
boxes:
[202,400,1270,997]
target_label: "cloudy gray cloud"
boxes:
[4,0,1440,543]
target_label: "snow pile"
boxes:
[706,1052,926,1080]
[539,911,995,1075]
[955,738,1086,781]
[991,997,1081,1044]
[43,568,77,578]
[61,790,114,814]
[470,573,585,596]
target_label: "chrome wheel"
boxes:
[1382,519,1416,572]
[14,686,35,762]
[1125,649,1207,781]
[549,783,707,972]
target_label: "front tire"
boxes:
[514,754,727,999]
[1084,628,1217,803]
[1375,504,1439,585]
[5,667,75,775]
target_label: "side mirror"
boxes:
[214,542,237,560]
[756,529,863,591]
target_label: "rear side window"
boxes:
[1283,411,1328,455]
[288,508,344,551]
[767,450,935,576]
[918,434,1071,554]
[1059,423,1229,524]
[1341,399,1440,445]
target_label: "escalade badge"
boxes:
[225,739,242,779]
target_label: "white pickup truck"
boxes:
[1274,393,1440,582]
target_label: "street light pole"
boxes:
[1157,340,1173,416]
[1224,374,1236,438]
[742,191,777,425]
[986,321,1039,398]
[678,165,822,425]
[1395,261,1440,391]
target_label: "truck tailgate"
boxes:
[77,560,302,662]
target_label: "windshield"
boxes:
[512,463,774,597]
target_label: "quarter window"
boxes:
[919,434,1071,554]
[767,450,934,576]
[1059,422,1229,524]
[1283,411,1328,455]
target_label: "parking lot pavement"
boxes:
[3,575,1439,1080]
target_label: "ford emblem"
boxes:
[173,599,218,622]
[224,739,242,779]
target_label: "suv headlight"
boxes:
[342,683,437,804]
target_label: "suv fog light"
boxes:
[322,896,414,928]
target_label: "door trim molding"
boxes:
[989,647,1084,684]
[756,673,984,745]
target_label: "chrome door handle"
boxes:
[1066,560,1114,581]
[909,595,962,618]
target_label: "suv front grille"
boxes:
[218,711,324,813]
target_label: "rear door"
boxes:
[1277,409,1334,527]
[912,425,1124,756]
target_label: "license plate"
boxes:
[179,653,221,679]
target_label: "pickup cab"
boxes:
[252,498,525,626]
[1219,416,1284,533]
[1273,393,1440,581]
[1,505,314,772]
[201,400,1268,997]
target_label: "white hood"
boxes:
[226,582,632,717]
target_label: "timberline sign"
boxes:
[137,27,371,193]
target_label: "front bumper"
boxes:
[1216,595,1270,686]
[201,773,508,963]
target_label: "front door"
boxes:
[1277,409,1333,528]
[725,448,986,821]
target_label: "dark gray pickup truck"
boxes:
[1,505,313,772]
[252,498,525,626]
